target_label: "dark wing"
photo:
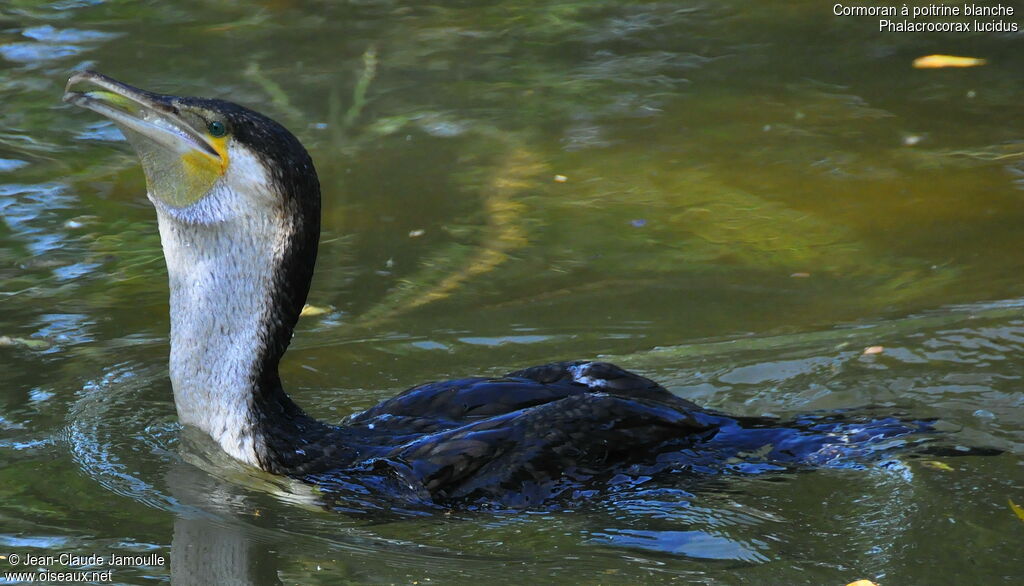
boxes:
[348,360,701,431]
[339,362,712,504]
[382,391,717,505]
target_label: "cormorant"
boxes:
[62,71,928,509]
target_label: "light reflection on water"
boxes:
[0,0,1022,583]
[590,529,770,563]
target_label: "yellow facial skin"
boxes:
[125,121,229,209]
[161,134,229,207]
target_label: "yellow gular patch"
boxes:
[170,150,220,206]
[181,135,229,178]
[170,136,229,207]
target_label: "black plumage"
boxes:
[251,359,930,509]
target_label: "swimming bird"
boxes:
[63,71,928,509]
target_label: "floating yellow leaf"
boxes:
[863,345,884,355]
[921,460,954,472]
[913,55,987,69]
[299,304,330,317]
[846,580,878,586]
[1010,498,1024,523]
[0,335,51,350]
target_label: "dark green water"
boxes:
[1,1,1022,584]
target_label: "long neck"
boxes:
[156,191,320,469]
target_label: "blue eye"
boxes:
[208,120,227,137]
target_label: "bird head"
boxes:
[63,70,319,226]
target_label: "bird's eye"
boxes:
[207,120,227,138]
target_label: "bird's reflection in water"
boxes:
[166,460,283,586]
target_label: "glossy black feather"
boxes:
[246,360,932,508]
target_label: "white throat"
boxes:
[154,151,289,466]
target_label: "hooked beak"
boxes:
[63,71,220,160]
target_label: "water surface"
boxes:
[1,1,1022,584]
